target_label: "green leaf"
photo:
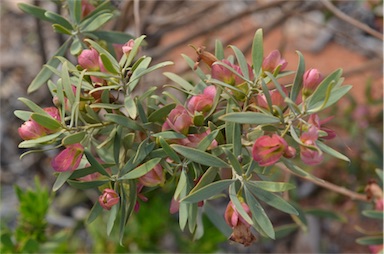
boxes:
[18,97,49,115]
[148,103,176,122]
[52,171,72,192]
[18,131,63,148]
[219,112,280,125]
[100,53,119,74]
[17,3,54,23]
[307,85,352,113]
[124,96,137,120]
[189,167,218,194]
[119,158,161,180]
[290,51,305,102]
[62,132,86,146]
[53,24,72,35]
[45,11,73,31]
[306,68,343,110]
[104,113,143,131]
[14,110,32,122]
[152,131,186,140]
[230,45,250,80]
[159,137,181,163]
[67,0,82,24]
[87,200,103,224]
[245,187,275,239]
[84,149,110,176]
[305,208,347,222]
[67,179,109,189]
[316,140,350,163]
[182,179,235,203]
[107,203,119,235]
[124,35,146,68]
[197,129,219,151]
[88,30,135,44]
[356,236,384,245]
[215,39,225,60]
[247,181,295,192]
[362,210,384,220]
[80,13,114,32]
[171,144,229,168]
[229,183,254,226]
[245,182,298,215]
[223,148,242,175]
[251,28,263,76]
[31,113,61,130]
[163,72,195,92]
[282,158,325,183]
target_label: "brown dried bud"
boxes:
[190,45,218,70]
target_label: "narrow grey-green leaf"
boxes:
[290,51,305,102]
[159,137,181,163]
[67,179,109,189]
[219,112,280,125]
[119,158,161,180]
[52,171,72,192]
[171,144,229,168]
[62,132,86,146]
[316,140,350,163]
[80,13,114,32]
[28,38,71,93]
[182,179,235,203]
[163,72,194,92]
[362,210,383,220]
[31,113,61,130]
[247,181,295,192]
[251,28,263,76]
[107,203,119,235]
[229,183,253,225]
[245,187,275,239]
[84,149,110,176]
[356,236,384,246]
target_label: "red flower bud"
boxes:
[252,134,288,167]
[262,50,287,73]
[18,120,46,140]
[51,144,84,172]
[302,68,323,97]
[122,39,135,55]
[78,48,100,71]
[162,105,192,135]
[139,164,165,187]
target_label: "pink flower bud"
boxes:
[284,146,297,159]
[308,114,336,140]
[177,129,218,149]
[78,48,100,71]
[299,126,323,165]
[365,181,384,211]
[44,107,61,121]
[18,120,46,140]
[98,188,119,210]
[302,68,323,97]
[139,164,165,187]
[252,134,288,167]
[224,201,251,228]
[187,85,216,113]
[162,105,192,135]
[51,143,84,172]
[122,39,135,55]
[262,50,288,73]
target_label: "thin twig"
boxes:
[320,0,383,41]
[278,163,368,202]
[133,0,141,37]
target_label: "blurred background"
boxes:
[1,0,383,253]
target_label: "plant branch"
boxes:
[278,163,368,202]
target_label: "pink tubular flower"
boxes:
[224,201,256,246]
[122,39,135,55]
[302,68,323,97]
[51,144,84,172]
[308,114,336,140]
[98,188,119,210]
[139,164,165,187]
[78,48,100,71]
[162,105,192,135]
[187,85,216,114]
[262,50,288,74]
[211,59,253,86]
[252,134,288,167]
[18,120,47,140]
[299,126,323,165]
